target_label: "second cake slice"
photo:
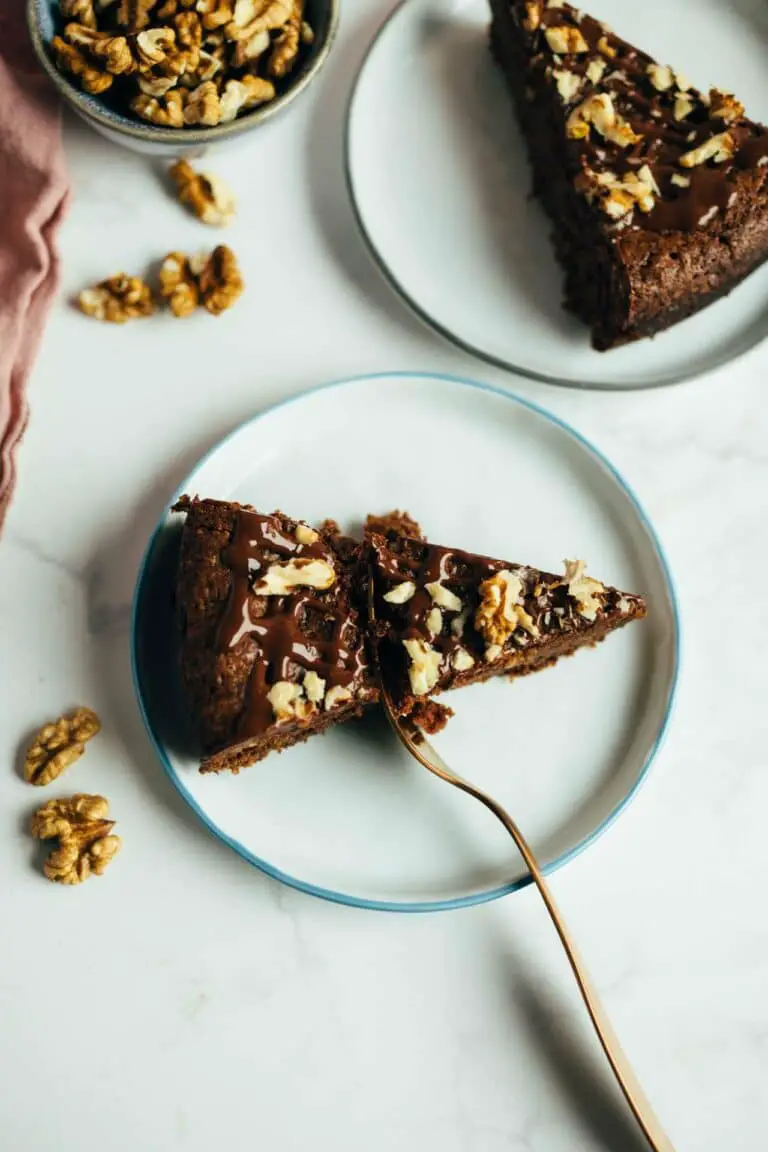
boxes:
[369,530,646,727]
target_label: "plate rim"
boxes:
[130,369,681,913]
[344,0,768,392]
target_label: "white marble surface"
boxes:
[3,3,768,1149]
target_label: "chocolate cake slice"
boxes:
[489,0,768,349]
[369,531,646,729]
[174,496,378,773]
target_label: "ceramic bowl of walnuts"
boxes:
[27,0,338,154]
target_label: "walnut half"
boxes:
[169,158,236,226]
[30,795,121,885]
[24,707,101,786]
[78,274,155,323]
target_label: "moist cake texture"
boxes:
[489,0,768,349]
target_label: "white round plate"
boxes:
[346,0,768,389]
[132,373,679,910]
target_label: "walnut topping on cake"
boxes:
[553,68,582,102]
[585,57,606,85]
[475,570,539,647]
[575,167,655,219]
[402,639,442,696]
[452,648,475,672]
[425,581,463,612]
[646,62,674,92]
[709,89,745,125]
[679,132,735,168]
[544,25,588,54]
[563,559,605,621]
[383,581,416,604]
[254,557,336,595]
[566,93,641,147]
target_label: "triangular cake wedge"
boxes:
[489,0,768,349]
[174,497,379,773]
[369,531,646,727]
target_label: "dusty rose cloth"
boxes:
[0,6,69,532]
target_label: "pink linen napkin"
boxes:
[0,7,69,533]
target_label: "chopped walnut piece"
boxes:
[183,79,220,125]
[522,0,540,31]
[266,681,314,723]
[134,25,177,67]
[116,0,156,29]
[78,274,154,322]
[268,0,302,78]
[646,62,673,91]
[24,708,101,787]
[61,0,98,28]
[64,23,136,73]
[196,0,233,29]
[131,88,185,125]
[585,57,606,85]
[426,607,443,636]
[158,252,200,317]
[137,71,178,94]
[219,75,274,119]
[227,0,291,37]
[709,89,745,125]
[425,581,463,613]
[30,794,121,885]
[174,10,203,48]
[567,92,641,147]
[636,163,660,196]
[52,36,113,94]
[596,34,615,58]
[563,559,604,621]
[679,131,735,168]
[402,638,442,697]
[553,68,582,103]
[452,648,475,672]
[303,670,326,703]
[383,581,416,605]
[295,523,319,546]
[170,159,236,226]
[232,27,270,66]
[670,172,691,188]
[325,685,352,711]
[576,167,655,219]
[197,244,244,314]
[475,570,539,647]
[673,91,695,121]
[544,26,588,54]
[254,557,335,595]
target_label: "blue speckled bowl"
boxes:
[27,0,339,155]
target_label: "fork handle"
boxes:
[454,774,675,1152]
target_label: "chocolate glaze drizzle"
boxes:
[521,1,768,233]
[218,510,366,740]
[371,533,634,683]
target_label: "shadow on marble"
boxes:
[495,943,653,1152]
[305,5,433,344]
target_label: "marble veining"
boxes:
[2,1,768,1149]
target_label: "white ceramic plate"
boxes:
[346,0,768,389]
[132,372,679,910]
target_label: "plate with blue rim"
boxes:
[131,371,679,911]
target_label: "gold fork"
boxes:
[369,584,675,1152]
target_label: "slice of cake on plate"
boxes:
[173,496,379,773]
[489,0,768,349]
[369,529,646,730]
